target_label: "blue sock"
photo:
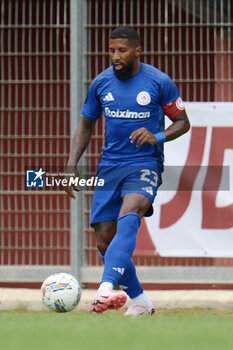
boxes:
[99,253,143,299]
[118,259,143,298]
[101,213,141,288]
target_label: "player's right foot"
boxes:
[124,303,155,316]
[91,289,127,313]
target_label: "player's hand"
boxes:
[129,127,157,147]
[63,167,80,199]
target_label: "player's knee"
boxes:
[95,230,114,255]
[96,240,109,255]
[95,230,115,255]
[93,221,116,255]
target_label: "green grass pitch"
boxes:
[1,309,233,350]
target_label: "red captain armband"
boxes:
[162,97,185,120]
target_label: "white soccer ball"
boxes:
[41,272,82,312]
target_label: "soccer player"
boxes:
[64,27,190,315]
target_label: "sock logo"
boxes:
[119,285,128,290]
[112,267,125,275]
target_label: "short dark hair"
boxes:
[110,27,141,45]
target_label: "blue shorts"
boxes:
[90,160,163,225]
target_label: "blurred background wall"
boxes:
[0,0,232,287]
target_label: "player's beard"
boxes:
[113,61,134,80]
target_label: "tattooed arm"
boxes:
[64,116,96,198]
[68,116,96,166]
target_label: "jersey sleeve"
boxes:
[160,75,185,119]
[81,79,102,120]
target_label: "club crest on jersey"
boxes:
[136,91,151,106]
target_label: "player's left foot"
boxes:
[124,303,155,316]
[91,289,127,313]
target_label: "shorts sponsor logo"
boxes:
[104,107,150,119]
[141,186,153,196]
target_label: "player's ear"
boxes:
[135,46,142,57]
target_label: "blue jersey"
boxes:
[81,62,182,165]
